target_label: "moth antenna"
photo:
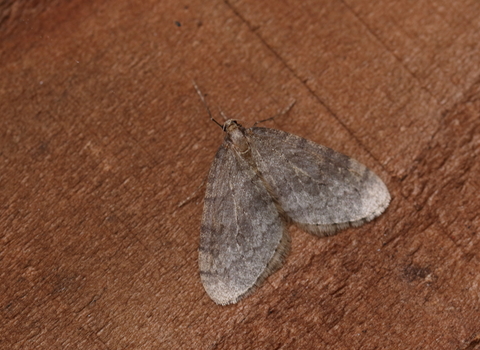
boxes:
[253,100,296,127]
[218,108,229,122]
[193,81,223,129]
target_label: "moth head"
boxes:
[222,119,240,132]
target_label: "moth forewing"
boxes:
[199,119,390,305]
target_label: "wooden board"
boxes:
[1,0,480,348]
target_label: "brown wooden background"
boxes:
[1,0,480,349]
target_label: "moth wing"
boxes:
[248,127,390,236]
[199,143,288,305]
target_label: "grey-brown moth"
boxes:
[197,89,391,305]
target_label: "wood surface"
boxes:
[1,0,480,349]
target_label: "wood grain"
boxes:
[1,0,480,348]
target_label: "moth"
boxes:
[196,85,390,305]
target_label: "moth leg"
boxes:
[253,100,296,127]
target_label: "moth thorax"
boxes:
[224,120,249,153]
